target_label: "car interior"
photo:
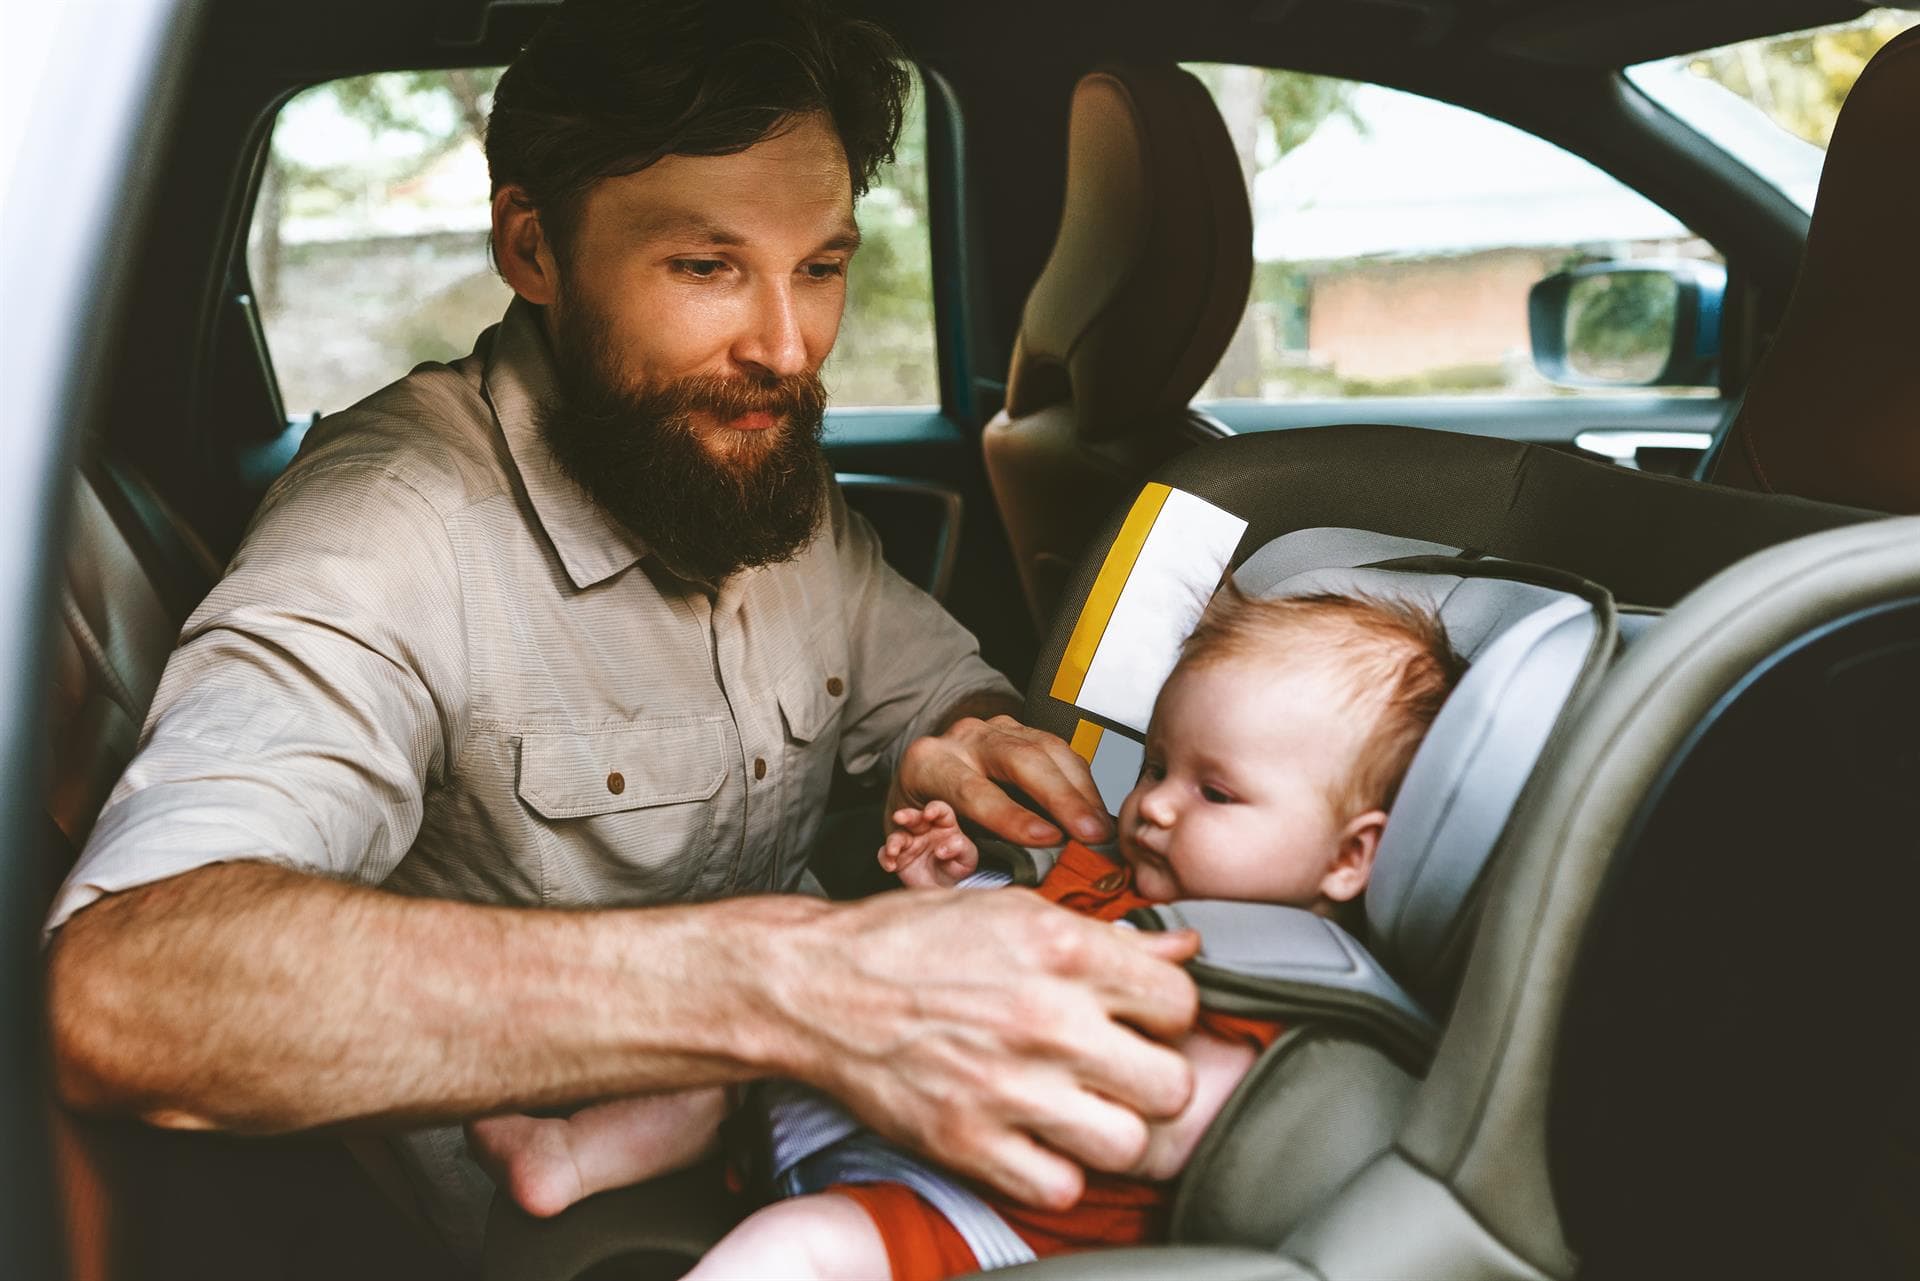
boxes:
[21,1,1920,1279]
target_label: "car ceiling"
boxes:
[214,0,1876,81]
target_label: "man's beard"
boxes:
[538,305,829,584]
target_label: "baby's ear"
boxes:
[1321,809,1387,904]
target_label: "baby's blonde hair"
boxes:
[1178,582,1467,816]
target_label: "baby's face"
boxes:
[1116,656,1378,908]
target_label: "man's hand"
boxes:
[764,888,1200,1211]
[890,714,1113,849]
[878,801,979,887]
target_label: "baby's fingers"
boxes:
[891,806,936,835]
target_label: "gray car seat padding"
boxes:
[1023,425,1870,745]
[1171,1027,1419,1249]
[1141,900,1435,1068]
[1373,515,1920,1279]
[1125,548,1609,1046]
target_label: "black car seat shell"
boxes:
[983,64,1252,628]
[1706,24,1920,512]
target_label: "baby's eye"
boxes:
[1138,759,1165,782]
[671,259,728,279]
[1200,784,1236,805]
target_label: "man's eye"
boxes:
[671,259,727,278]
[803,261,846,280]
[1200,784,1235,805]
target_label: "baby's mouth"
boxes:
[1121,832,1179,892]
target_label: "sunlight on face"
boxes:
[1116,657,1375,908]
[551,112,859,460]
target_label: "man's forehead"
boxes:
[624,203,859,251]
[598,116,857,244]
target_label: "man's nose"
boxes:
[734,278,810,379]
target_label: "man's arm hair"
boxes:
[46,860,821,1132]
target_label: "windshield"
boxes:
[1627,8,1918,212]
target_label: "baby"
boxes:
[470,586,1465,1278]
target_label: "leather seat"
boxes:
[47,450,461,1279]
[49,451,219,861]
[983,65,1252,629]
[1706,25,1920,512]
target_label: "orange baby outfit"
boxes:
[843,841,1285,1281]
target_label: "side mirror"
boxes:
[1529,261,1725,388]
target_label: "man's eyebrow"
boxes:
[817,222,862,254]
[631,212,863,255]
[632,211,748,246]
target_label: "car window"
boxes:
[1183,64,1722,403]
[247,67,937,418]
[1626,8,1919,213]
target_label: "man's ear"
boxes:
[492,185,559,306]
[1320,809,1386,904]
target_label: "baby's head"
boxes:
[1117,585,1466,915]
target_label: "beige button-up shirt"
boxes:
[49,298,1016,1253]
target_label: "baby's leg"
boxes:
[467,1086,726,1219]
[685,1192,890,1281]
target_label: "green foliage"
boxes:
[1263,70,1364,155]
[1565,273,1674,379]
[825,73,938,405]
[1684,11,1915,147]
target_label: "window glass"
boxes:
[248,69,937,417]
[1183,65,1721,402]
[1627,9,1918,212]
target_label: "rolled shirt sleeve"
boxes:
[46,456,468,936]
[826,483,1020,781]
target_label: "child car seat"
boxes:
[984,450,1913,1280]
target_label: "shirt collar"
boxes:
[485,295,649,590]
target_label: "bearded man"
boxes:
[43,0,1199,1265]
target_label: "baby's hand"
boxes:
[877,800,979,888]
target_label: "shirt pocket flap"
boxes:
[776,657,846,746]
[517,719,728,819]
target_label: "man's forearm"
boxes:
[46,860,827,1133]
[932,687,1023,734]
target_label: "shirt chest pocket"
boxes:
[516,718,729,899]
[773,637,850,875]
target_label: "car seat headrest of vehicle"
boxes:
[1234,539,1603,998]
[1710,25,1920,513]
[1003,65,1252,442]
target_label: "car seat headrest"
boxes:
[1236,540,1605,1001]
[1004,65,1252,441]
[1709,25,1920,513]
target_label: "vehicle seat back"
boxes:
[49,451,219,858]
[1706,25,1920,512]
[983,65,1251,629]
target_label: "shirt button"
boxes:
[1093,871,1127,893]
[606,771,625,795]
[826,676,844,697]
[754,757,767,780]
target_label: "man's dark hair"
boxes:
[487,0,911,256]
